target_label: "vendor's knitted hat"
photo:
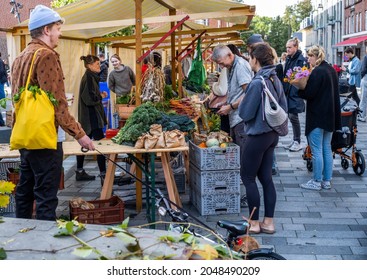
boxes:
[247,34,264,45]
[28,5,64,31]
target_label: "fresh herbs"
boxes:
[0,85,59,109]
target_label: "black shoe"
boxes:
[272,167,277,175]
[75,170,95,181]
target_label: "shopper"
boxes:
[211,44,252,152]
[76,55,108,181]
[98,53,109,82]
[282,38,307,152]
[358,46,367,122]
[342,47,361,105]
[298,45,341,191]
[238,43,287,234]
[10,5,95,221]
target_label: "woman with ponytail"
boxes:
[75,55,107,182]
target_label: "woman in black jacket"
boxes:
[298,45,341,191]
[76,55,107,181]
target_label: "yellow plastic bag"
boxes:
[10,49,57,150]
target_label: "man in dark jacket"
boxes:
[282,38,307,152]
[98,53,109,82]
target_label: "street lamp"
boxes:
[9,0,23,24]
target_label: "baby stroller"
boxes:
[302,96,366,176]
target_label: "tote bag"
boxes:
[260,76,288,136]
[10,48,57,150]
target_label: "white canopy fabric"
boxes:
[15,0,254,39]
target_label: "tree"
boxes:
[283,0,312,35]
[240,15,289,57]
[51,0,78,8]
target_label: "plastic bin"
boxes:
[189,164,240,194]
[189,140,240,171]
[190,186,240,216]
[70,196,124,225]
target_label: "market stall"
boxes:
[0,140,188,221]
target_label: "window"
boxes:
[360,12,362,32]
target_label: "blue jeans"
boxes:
[0,83,5,126]
[307,128,333,182]
[360,76,367,118]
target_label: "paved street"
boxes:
[3,110,366,260]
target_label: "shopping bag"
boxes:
[10,49,57,150]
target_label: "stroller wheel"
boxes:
[341,158,349,170]
[353,151,365,176]
[306,159,313,172]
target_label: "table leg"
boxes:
[161,152,182,208]
[100,154,117,199]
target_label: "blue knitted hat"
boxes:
[28,5,64,31]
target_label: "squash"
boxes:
[198,142,207,148]
[206,138,219,148]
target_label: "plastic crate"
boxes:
[70,196,124,225]
[189,140,240,171]
[189,164,240,194]
[190,186,240,216]
[0,194,16,215]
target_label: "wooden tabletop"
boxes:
[0,140,188,159]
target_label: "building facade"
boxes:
[0,0,50,62]
[300,0,367,65]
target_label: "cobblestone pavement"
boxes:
[51,111,367,260]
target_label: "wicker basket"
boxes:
[116,104,136,119]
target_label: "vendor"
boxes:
[108,54,136,105]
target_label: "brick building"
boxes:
[0,0,50,62]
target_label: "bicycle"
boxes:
[154,188,286,260]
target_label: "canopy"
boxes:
[13,0,254,39]
[334,35,367,47]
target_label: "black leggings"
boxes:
[76,128,106,173]
[348,85,360,105]
[240,131,278,221]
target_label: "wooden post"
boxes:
[135,0,143,212]
[135,0,143,106]
[170,9,177,92]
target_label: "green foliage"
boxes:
[54,219,86,237]
[51,0,78,8]
[116,95,132,104]
[112,102,162,144]
[240,0,312,57]
[283,0,312,36]
[0,248,6,260]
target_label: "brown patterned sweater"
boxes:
[11,39,86,140]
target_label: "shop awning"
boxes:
[334,35,367,47]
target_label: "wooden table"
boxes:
[0,140,189,222]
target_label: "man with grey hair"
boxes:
[211,44,253,152]
[11,5,95,220]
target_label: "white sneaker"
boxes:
[285,141,294,149]
[321,181,331,190]
[289,141,302,152]
[357,116,366,122]
[300,179,322,191]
